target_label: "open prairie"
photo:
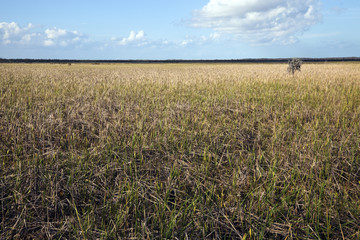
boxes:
[1,63,359,239]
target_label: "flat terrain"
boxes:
[1,63,359,239]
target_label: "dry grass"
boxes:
[1,62,359,239]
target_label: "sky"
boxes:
[1,0,359,59]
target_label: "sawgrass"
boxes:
[1,62,359,239]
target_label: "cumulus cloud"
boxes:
[43,27,85,47]
[0,22,35,44]
[0,22,87,47]
[45,28,67,39]
[191,0,322,44]
[109,30,217,50]
[111,30,146,46]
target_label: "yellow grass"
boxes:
[1,62,359,239]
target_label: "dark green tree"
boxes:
[287,58,302,75]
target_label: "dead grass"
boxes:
[1,62,359,239]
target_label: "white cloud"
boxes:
[112,30,146,46]
[176,32,223,48]
[0,22,34,44]
[181,38,194,46]
[201,32,221,41]
[0,22,87,47]
[43,39,55,46]
[109,30,216,50]
[45,28,67,39]
[191,0,322,44]
[43,27,86,47]
[21,33,36,43]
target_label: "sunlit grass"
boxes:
[1,62,359,239]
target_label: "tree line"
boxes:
[0,57,359,64]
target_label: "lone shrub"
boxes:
[287,58,302,75]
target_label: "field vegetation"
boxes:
[0,63,359,239]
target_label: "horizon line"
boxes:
[1,57,360,63]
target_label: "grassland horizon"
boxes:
[1,56,360,64]
[1,62,359,239]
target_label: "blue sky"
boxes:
[1,0,359,59]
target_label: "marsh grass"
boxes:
[1,63,359,239]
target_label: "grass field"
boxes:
[1,62,359,239]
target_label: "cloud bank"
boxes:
[0,22,87,47]
[191,0,322,44]
[0,22,206,52]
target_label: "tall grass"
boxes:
[1,63,359,239]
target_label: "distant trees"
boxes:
[287,58,302,75]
